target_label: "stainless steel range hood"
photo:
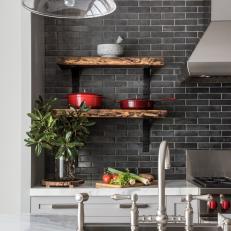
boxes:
[187,0,231,77]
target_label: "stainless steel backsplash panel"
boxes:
[186,150,231,181]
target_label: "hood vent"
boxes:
[187,0,231,77]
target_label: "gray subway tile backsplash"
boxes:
[44,0,231,180]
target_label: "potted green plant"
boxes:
[25,96,95,181]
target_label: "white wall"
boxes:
[212,0,231,21]
[21,8,32,214]
[0,1,31,214]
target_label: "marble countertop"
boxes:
[0,214,220,230]
[0,214,76,231]
[30,180,200,196]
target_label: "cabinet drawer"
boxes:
[31,196,158,218]
[85,203,158,217]
[85,217,130,223]
[31,197,78,215]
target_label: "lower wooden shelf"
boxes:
[53,109,168,119]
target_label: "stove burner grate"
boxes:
[193,177,231,188]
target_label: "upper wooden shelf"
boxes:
[53,109,168,119]
[57,57,164,69]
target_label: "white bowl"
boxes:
[97,44,124,57]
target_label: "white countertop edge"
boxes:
[30,180,200,196]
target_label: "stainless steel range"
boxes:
[187,150,231,223]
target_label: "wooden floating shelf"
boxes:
[53,109,168,119]
[57,56,164,68]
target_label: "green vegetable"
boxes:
[107,167,151,185]
[129,178,136,186]
[110,172,134,186]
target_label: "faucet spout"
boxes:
[156,141,171,231]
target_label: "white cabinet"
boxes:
[31,196,158,223]
[31,195,199,224]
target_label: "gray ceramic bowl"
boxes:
[97,44,124,57]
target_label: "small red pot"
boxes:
[118,98,176,109]
[67,93,103,109]
[119,99,154,109]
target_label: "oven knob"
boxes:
[220,194,230,211]
[221,199,230,210]
[207,200,217,210]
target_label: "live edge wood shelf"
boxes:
[57,56,164,69]
[53,109,168,119]
[57,56,165,152]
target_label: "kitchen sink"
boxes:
[84,224,221,231]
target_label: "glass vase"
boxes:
[55,157,78,180]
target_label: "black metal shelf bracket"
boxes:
[142,119,154,152]
[71,68,81,92]
[58,64,163,153]
[143,68,151,99]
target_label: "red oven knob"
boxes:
[221,200,230,210]
[220,195,230,211]
[207,199,217,210]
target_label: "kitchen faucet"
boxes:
[111,141,171,231]
[77,141,217,231]
[156,140,171,231]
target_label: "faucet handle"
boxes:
[193,194,212,201]
[111,194,132,200]
[111,194,138,202]
[181,194,212,203]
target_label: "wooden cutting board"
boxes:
[96,181,157,188]
[41,179,84,188]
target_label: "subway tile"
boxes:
[151,7,174,13]
[139,13,161,19]
[175,143,197,149]
[198,143,221,149]
[175,6,198,13]
[139,1,162,7]
[199,131,221,137]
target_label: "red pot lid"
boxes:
[120,98,153,102]
[69,92,102,97]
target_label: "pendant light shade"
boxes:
[22,0,116,19]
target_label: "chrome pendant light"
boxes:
[22,0,116,19]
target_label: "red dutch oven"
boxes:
[118,98,176,109]
[67,92,103,109]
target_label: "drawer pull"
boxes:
[51,204,78,209]
[119,204,149,209]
